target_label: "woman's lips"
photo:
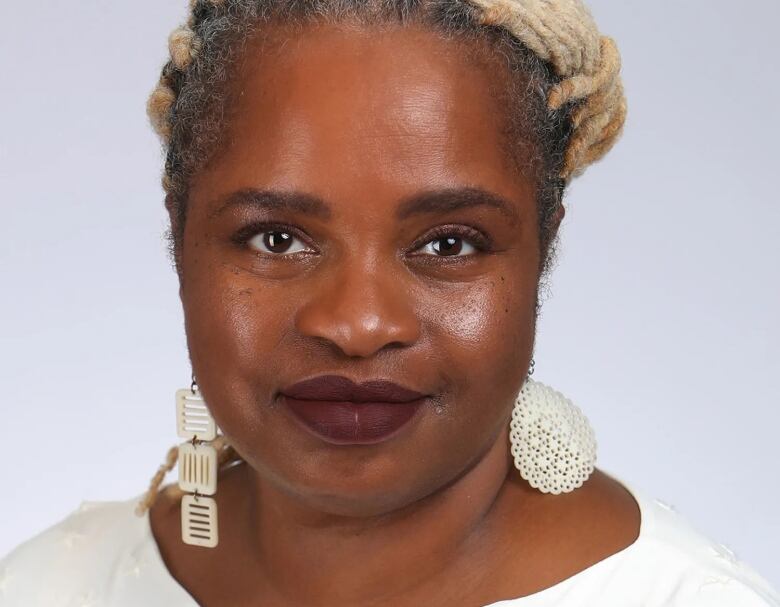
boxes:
[280,374,427,445]
[282,396,425,445]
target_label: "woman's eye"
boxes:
[247,230,310,256]
[417,235,479,258]
[238,225,486,259]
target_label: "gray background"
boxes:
[1,0,778,588]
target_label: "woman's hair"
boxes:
[147,0,625,277]
[136,0,626,516]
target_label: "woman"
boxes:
[2,0,778,605]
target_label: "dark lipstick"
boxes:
[280,375,427,445]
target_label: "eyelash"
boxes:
[231,222,493,259]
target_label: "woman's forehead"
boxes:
[196,23,532,207]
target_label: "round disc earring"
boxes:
[509,376,598,494]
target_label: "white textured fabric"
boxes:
[1,472,778,607]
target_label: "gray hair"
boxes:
[147,0,626,277]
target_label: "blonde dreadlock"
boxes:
[148,0,625,185]
[138,0,627,515]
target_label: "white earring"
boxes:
[175,381,219,548]
[509,376,597,494]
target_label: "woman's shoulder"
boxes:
[0,494,175,606]
[497,470,780,606]
[602,476,780,606]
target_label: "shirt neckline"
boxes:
[482,472,655,605]
[138,469,654,606]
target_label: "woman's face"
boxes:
[180,23,542,516]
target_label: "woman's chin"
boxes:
[248,457,440,518]
[287,483,430,519]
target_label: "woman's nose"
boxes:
[294,258,421,358]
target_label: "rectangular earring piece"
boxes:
[176,385,219,548]
[181,494,219,548]
[176,388,217,441]
[177,442,218,495]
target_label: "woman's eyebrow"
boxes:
[208,189,332,220]
[396,187,520,224]
[209,186,520,224]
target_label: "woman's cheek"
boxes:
[426,276,534,377]
[397,279,532,459]
[181,262,276,422]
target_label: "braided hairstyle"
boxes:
[136,0,626,516]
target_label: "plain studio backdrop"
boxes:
[1,0,778,587]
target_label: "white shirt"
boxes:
[1,473,778,606]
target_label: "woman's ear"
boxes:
[162,193,186,291]
[552,202,566,236]
[164,194,181,243]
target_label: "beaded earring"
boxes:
[175,378,219,548]
[509,361,597,494]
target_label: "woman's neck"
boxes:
[213,424,520,606]
[151,429,639,606]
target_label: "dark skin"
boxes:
[150,23,640,607]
